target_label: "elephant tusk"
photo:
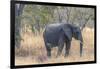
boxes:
[79,41,83,44]
[79,41,90,47]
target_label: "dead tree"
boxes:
[80,14,93,31]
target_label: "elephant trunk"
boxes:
[80,35,83,57]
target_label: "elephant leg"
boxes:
[47,47,51,58]
[56,37,64,57]
[45,43,51,58]
[65,41,71,57]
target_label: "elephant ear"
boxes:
[62,26,72,41]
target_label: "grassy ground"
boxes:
[15,27,94,65]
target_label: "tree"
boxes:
[15,4,24,47]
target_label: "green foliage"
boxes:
[16,4,95,35]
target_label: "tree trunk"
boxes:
[15,4,24,48]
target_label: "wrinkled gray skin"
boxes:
[43,23,83,58]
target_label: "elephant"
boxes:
[43,23,83,58]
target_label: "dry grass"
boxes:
[15,27,94,65]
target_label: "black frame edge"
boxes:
[14,1,96,8]
[10,1,97,69]
[94,6,97,63]
[10,1,15,69]
[14,61,96,68]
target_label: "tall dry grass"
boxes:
[15,27,94,65]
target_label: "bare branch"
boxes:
[81,14,93,31]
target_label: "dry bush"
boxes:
[15,27,94,65]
